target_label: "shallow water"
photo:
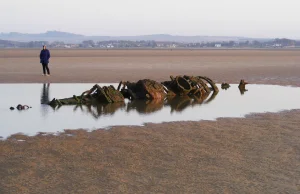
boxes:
[1,83,300,138]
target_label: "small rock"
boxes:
[221,83,230,90]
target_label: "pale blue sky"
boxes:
[1,0,300,38]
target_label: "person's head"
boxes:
[43,45,46,50]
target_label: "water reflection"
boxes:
[165,96,193,113]
[38,83,242,118]
[1,83,300,138]
[127,99,164,114]
[203,91,218,104]
[71,91,220,118]
[73,102,126,119]
[166,91,219,112]
[238,85,248,95]
[41,83,50,104]
[40,83,50,117]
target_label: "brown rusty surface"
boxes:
[103,86,124,103]
[162,75,219,97]
[138,79,166,100]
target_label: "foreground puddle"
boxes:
[1,83,300,138]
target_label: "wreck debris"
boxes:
[48,75,219,111]
[196,76,219,93]
[184,75,210,94]
[10,104,31,110]
[238,79,248,95]
[162,75,218,98]
[17,104,29,110]
[80,84,124,103]
[49,84,124,107]
[118,79,166,100]
[221,83,230,90]
[163,76,193,96]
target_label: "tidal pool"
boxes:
[1,83,300,138]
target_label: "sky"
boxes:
[1,0,300,38]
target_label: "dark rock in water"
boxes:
[221,83,230,90]
[16,104,31,110]
[10,107,15,110]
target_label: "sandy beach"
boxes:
[1,49,300,193]
[1,49,300,86]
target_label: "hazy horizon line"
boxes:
[0,30,294,40]
[2,31,300,43]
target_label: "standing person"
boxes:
[40,45,51,76]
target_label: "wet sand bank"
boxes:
[1,49,300,86]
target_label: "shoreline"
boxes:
[3,108,300,140]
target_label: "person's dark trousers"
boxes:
[42,63,50,75]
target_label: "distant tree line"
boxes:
[1,38,300,49]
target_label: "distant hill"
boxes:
[0,31,269,43]
[0,31,84,43]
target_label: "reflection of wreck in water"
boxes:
[165,91,218,113]
[126,99,164,114]
[73,102,126,119]
[68,90,219,119]
[165,96,192,113]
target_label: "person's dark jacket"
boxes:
[40,49,51,64]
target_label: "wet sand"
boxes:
[1,49,300,193]
[1,49,300,86]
